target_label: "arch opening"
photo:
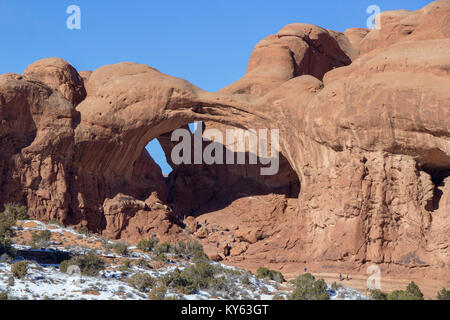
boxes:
[141,120,301,224]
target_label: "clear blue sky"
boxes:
[0,0,431,174]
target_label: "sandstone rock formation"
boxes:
[0,1,449,280]
[23,57,87,106]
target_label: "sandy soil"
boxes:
[283,271,450,300]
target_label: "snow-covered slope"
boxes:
[0,220,369,300]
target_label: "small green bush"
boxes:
[154,242,171,255]
[0,204,27,255]
[12,261,28,279]
[154,253,168,263]
[387,281,424,300]
[0,291,8,300]
[290,273,329,300]
[163,261,223,294]
[60,253,105,276]
[437,288,450,300]
[0,238,13,256]
[331,281,340,292]
[78,226,90,236]
[172,240,208,261]
[148,284,167,300]
[370,289,388,300]
[135,258,149,269]
[256,267,285,283]
[241,274,251,286]
[119,259,133,272]
[113,242,129,256]
[183,241,204,255]
[3,203,29,220]
[128,273,156,292]
[29,230,52,248]
[0,208,17,239]
[137,235,159,252]
[192,249,209,262]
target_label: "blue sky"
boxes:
[0,0,431,174]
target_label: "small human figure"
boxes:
[346,275,349,281]
[304,268,307,273]
[339,273,343,281]
[216,241,220,248]
[223,242,231,256]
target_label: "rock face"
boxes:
[0,1,449,279]
[221,23,352,96]
[23,57,87,106]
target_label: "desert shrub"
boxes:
[29,230,52,248]
[406,281,424,299]
[119,259,133,272]
[0,291,8,300]
[78,226,90,236]
[437,288,450,300]
[135,258,149,269]
[241,274,251,286]
[60,253,105,276]
[186,240,202,252]
[387,281,424,300]
[187,241,204,256]
[162,268,193,293]
[154,242,171,255]
[331,281,340,292]
[12,261,28,279]
[137,235,159,252]
[193,261,216,279]
[387,290,410,300]
[128,273,156,292]
[256,267,285,283]
[163,261,223,294]
[0,238,13,256]
[370,289,388,300]
[192,249,209,262]
[175,241,187,254]
[290,273,329,300]
[173,240,204,258]
[0,208,17,238]
[148,284,167,300]
[0,204,29,255]
[154,253,168,263]
[113,242,128,256]
[3,203,28,220]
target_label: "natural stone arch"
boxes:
[69,62,303,238]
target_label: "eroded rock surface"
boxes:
[0,1,449,280]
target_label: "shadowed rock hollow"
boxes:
[0,1,449,280]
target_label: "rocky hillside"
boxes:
[0,0,449,283]
[0,219,368,300]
